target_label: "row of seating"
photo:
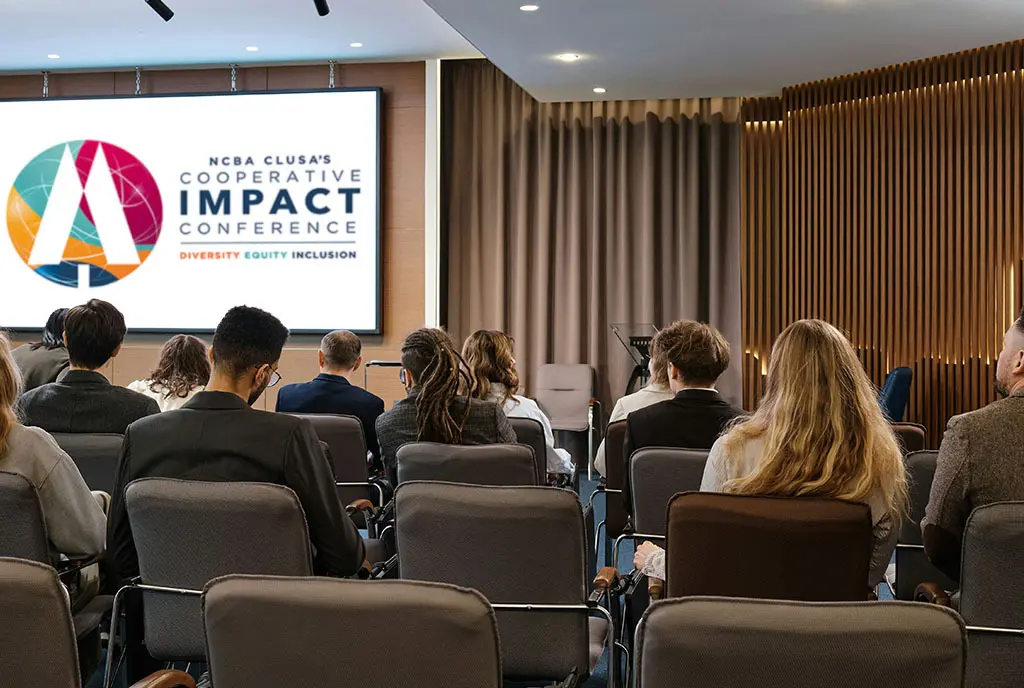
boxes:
[0,555,969,688]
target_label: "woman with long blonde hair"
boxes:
[462,330,574,476]
[0,332,105,561]
[636,319,908,587]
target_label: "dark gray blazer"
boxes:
[106,391,366,583]
[376,390,517,485]
[18,369,159,435]
[11,344,70,391]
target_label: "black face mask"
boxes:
[247,375,270,407]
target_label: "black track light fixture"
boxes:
[314,0,330,16]
[145,0,174,21]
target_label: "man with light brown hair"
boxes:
[621,320,743,513]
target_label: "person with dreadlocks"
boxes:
[376,328,517,485]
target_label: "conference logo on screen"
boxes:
[5,140,163,288]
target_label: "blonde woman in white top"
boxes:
[128,335,210,412]
[594,330,674,476]
[635,319,909,588]
[462,330,574,476]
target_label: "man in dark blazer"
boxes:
[18,299,159,433]
[275,330,385,466]
[106,305,366,585]
[623,320,744,514]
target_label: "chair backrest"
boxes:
[665,492,873,601]
[891,422,927,453]
[125,478,314,661]
[0,471,51,564]
[879,366,913,422]
[603,420,628,536]
[203,575,502,688]
[51,432,123,494]
[635,597,965,688]
[284,413,376,522]
[395,482,589,681]
[534,364,593,431]
[959,502,1024,687]
[896,451,956,599]
[509,417,548,484]
[396,442,539,486]
[0,557,81,688]
[630,448,709,535]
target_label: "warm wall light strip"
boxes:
[741,41,1024,447]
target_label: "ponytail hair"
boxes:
[401,328,472,443]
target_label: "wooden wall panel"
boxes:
[742,41,1024,447]
[0,62,426,410]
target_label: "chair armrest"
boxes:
[914,582,952,607]
[593,566,619,591]
[649,577,665,601]
[346,498,376,515]
[129,669,197,688]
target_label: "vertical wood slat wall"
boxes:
[742,41,1024,447]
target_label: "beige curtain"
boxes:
[442,59,744,408]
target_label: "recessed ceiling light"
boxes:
[245,46,259,52]
[556,53,581,62]
[47,54,60,59]
[593,87,606,94]
[350,42,363,48]
[520,4,539,11]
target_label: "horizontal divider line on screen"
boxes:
[179,241,357,245]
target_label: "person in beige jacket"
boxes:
[1,333,105,561]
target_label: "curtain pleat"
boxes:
[442,60,743,406]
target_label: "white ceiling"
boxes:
[0,0,478,72]
[424,0,1024,101]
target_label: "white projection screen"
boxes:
[0,89,382,333]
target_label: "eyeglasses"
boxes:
[267,370,282,388]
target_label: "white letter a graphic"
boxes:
[29,143,141,267]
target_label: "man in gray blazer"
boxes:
[18,300,158,434]
[923,307,1024,582]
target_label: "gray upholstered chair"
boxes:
[614,448,709,570]
[0,470,110,673]
[0,557,195,688]
[51,432,123,494]
[509,416,549,484]
[104,479,314,687]
[635,597,966,688]
[896,450,955,599]
[395,481,618,688]
[534,364,601,478]
[917,502,1024,687]
[202,575,503,688]
[395,442,539,486]
[891,422,927,453]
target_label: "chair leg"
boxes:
[103,586,130,688]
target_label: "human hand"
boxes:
[633,541,662,571]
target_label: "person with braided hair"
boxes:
[376,328,517,485]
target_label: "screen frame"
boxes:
[0,86,385,336]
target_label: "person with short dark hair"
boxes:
[11,308,71,391]
[18,300,159,433]
[923,308,1024,582]
[106,305,366,587]
[128,335,210,412]
[622,320,744,513]
[376,328,516,485]
[275,330,385,464]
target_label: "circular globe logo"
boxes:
[6,140,162,287]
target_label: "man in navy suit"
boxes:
[275,330,386,464]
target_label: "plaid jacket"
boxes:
[375,390,517,483]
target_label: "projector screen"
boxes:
[0,88,382,333]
